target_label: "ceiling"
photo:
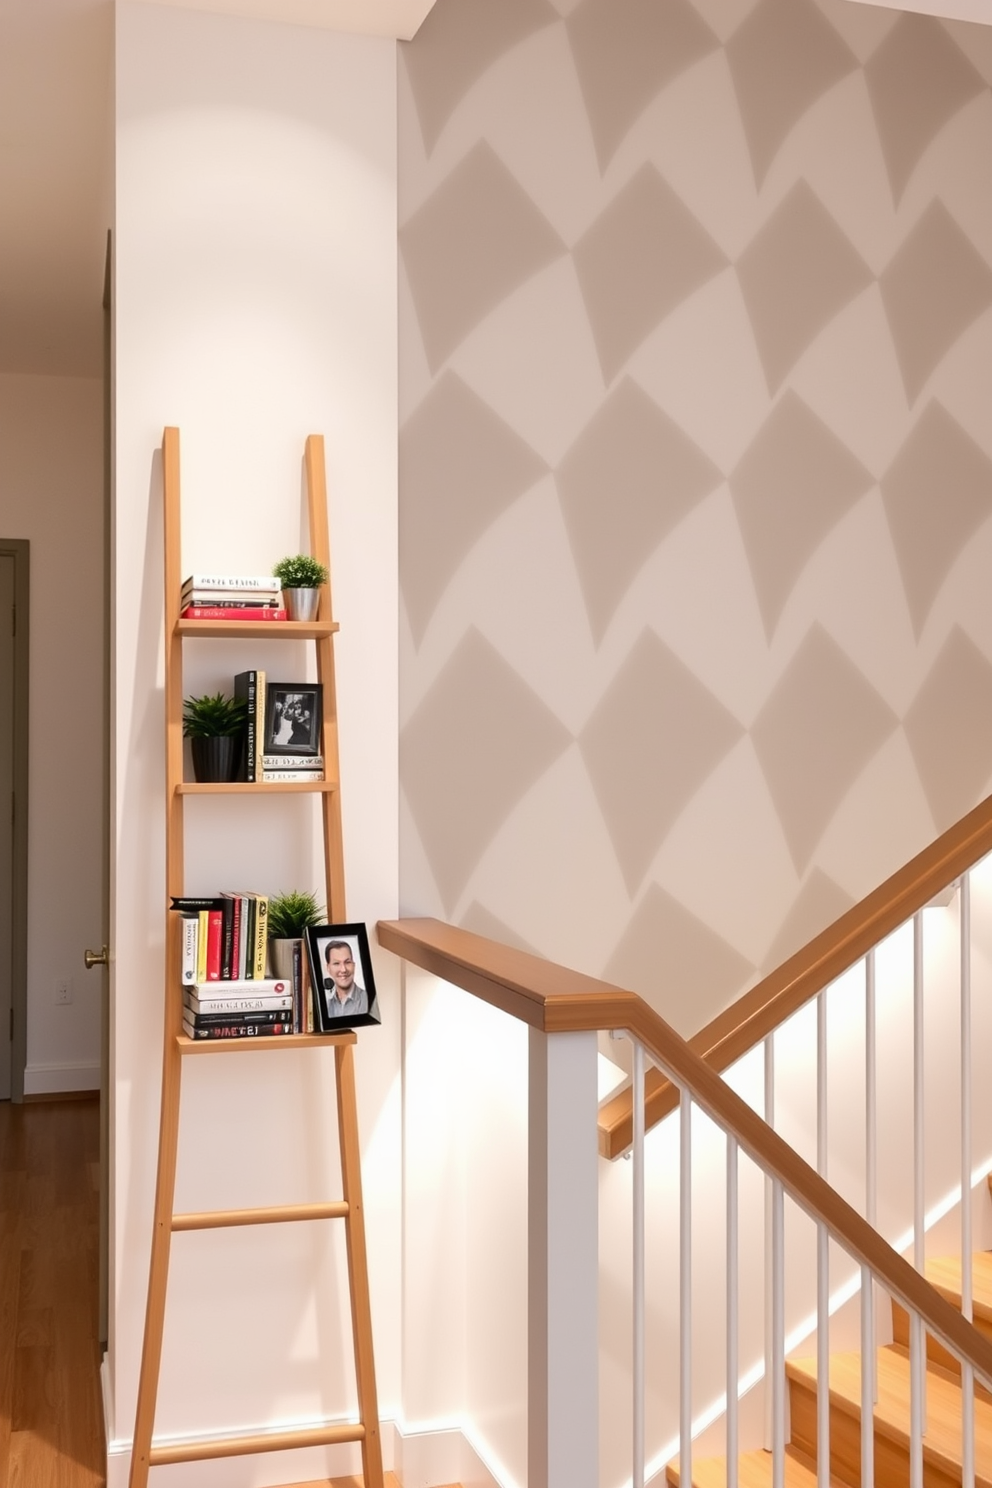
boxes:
[0,0,986,381]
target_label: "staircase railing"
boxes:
[599,790,992,1159]
[379,916,992,1488]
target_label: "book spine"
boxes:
[197,910,209,983]
[241,895,255,978]
[181,915,198,985]
[185,994,293,1015]
[253,896,268,980]
[190,976,288,996]
[292,937,303,1035]
[205,910,223,980]
[232,896,243,978]
[257,672,266,760]
[260,755,325,770]
[261,770,325,783]
[220,896,235,979]
[180,606,288,621]
[184,1007,294,1026]
[183,574,282,593]
[182,1020,294,1039]
[234,672,257,782]
[182,596,281,609]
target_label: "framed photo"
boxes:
[305,922,380,1032]
[264,683,322,756]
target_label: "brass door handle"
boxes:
[84,945,108,970]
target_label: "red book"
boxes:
[206,910,223,980]
[180,606,288,621]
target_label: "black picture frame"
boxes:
[263,683,322,756]
[305,922,380,1032]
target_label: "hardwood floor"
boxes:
[0,1094,105,1487]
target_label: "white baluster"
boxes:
[913,912,926,1430]
[961,873,972,1326]
[764,1035,774,1451]
[962,1361,975,1488]
[866,950,878,1405]
[816,991,830,1488]
[772,1180,785,1488]
[727,1135,739,1488]
[681,1087,692,1488]
[633,1040,645,1488]
[860,1264,874,1488]
[910,1312,924,1488]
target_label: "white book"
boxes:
[181,574,281,593]
[185,991,293,1014]
[261,770,325,783]
[191,977,290,998]
[261,755,324,770]
[181,915,198,985]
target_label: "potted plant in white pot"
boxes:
[272,553,328,621]
[182,691,247,782]
[267,889,325,979]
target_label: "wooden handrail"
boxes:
[377,913,992,1391]
[596,789,992,1158]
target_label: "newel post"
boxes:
[528,1027,599,1488]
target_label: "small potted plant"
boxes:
[272,554,328,622]
[267,889,326,979]
[182,691,248,783]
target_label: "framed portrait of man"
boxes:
[305,922,380,1032]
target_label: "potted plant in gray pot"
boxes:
[272,553,328,621]
[182,691,247,782]
[267,889,325,979]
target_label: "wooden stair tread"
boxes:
[788,1346,992,1482]
[922,1253,992,1323]
[667,1445,846,1488]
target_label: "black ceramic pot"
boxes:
[190,735,241,783]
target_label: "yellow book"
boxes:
[196,910,209,984]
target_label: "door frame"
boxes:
[0,538,29,1103]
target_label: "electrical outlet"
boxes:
[55,978,73,1005]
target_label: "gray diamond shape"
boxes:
[573,165,728,385]
[566,0,718,171]
[737,181,873,395]
[400,373,547,644]
[579,630,743,894]
[904,628,992,831]
[401,141,565,373]
[556,378,722,643]
[882,402,992,637]
[751,626,898,872]
[402,629,571,913]
[402,0,559,155]
[726,0,858,188]
[865,13,987,205]
[730,392,874,637]
[604,884,754,1033]
[879,201,992,405]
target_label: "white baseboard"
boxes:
[23,1059,100,1095]
[104,1411,502,1488]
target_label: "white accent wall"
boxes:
[0,371,104,1096]
[111,5,399,1482]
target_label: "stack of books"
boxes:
[180,574,286,621]
[172,892,311,1033]
[183,978,295,1039]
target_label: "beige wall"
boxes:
[0,370,104,1093]
[397,0,992,1035]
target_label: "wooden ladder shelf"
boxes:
[128,427,383,1488]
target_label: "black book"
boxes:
[182,1020,294,1040]
[220,895,235,978]
[234,670,259,782]
[184,1006,292,1027]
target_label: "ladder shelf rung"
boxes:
[172,1200,349,1231]
[176,779,339,795]
[147,1420,364,1466]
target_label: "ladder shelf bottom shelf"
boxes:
[175,619,339,639]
